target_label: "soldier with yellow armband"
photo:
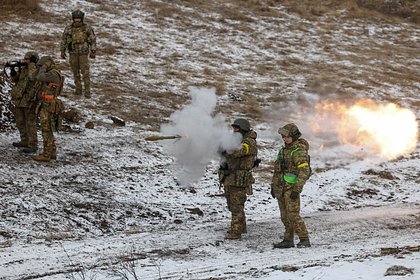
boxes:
[218,118,258,240]
[271,123,312,248]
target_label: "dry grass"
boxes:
[277,0,419,22]
[0,0,40,16]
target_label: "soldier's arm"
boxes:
[226,139,251,159]
[292,149,311,192]
[60,26,70,52]
[87,25,96,52]
[28,63,37,81]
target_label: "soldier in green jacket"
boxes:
[219,118,258,240]
[271,123,311,248]
[60,9,96,98]
[10,51,39,154]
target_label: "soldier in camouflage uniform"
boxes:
[10,51,39,154]
[219,118,258,240]
[33,56,64,162]
[271,123,311,248]
[60,9,96,98]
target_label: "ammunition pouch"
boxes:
[280,159,286,170]
[234,170,254,188]
[45,99,63,114]
[44,99,64,131]
[10,83,25,101]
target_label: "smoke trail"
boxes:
[160,87,242,186]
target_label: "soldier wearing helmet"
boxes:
[33,56,64,162]
[60,9,96,98]
[9,51,39,154]
[271,123,311,248]
[219,118,258,240]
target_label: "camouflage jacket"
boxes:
[35,66,63,113]
[60,22,96,55]
[271,138,311,194]
[10,62,37,107]
[222,130,258,187]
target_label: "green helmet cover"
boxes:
[232,118,251,132]
[278,123,302,139]
[72,9,85,20]
[24,51,39,63]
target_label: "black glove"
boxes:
[270,187,275,198]
[252,158,261,168]
[219,162,228,170]
[290,191,299,200]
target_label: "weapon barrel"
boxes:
[145,135,181,141]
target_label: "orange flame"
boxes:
[311,99,418,160]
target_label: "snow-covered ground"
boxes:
[0,0,419,279]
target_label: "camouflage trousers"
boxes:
[224,185,247,235]
[277,189,309,241]
[69,53,91,97]
[39,107,56,157]
[14,105,38,149]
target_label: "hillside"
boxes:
[0,0,419,279]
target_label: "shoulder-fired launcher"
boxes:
[145,135,182,141]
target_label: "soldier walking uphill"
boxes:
[33,56,64,162]
[9,52,39,154]
[271,123,312,248]
[219,118,258,240]
[60,9,96,98]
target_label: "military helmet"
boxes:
[232,118,251,132]
[37,56,54,67]
[278,123,301,139]
[72,9,85,20]
[24,51,39,63]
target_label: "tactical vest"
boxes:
[276,147,311,184]
[71,24,88,45]
[10,67,30,101]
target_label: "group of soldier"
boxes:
[8,9,311,248]
[220,119,312,248]
[8,10,96,162]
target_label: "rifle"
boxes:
[3,60,26,78]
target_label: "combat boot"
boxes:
[23,147,37,154]
[12,142,27,148]
[224,232,241,240]
[48,147,57,160]
[33,153,51,162]
[273,240,294,249]
[74,88,82,96]
[297,239,311,248]
[227,224,247,234]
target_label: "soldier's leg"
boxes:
[34,108,53,161]
[69,53,82,95]
[13,107,28,147]
[278,194,294,241]
[25,106,38,150]
[79,54,91,98]
[226,187,247,239]
[284,190,309,241]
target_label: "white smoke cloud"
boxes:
[160,87,242,186]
